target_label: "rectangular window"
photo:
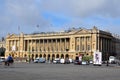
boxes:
[87,45,90,50]
[76,45,79,51]
[82,45,84,51]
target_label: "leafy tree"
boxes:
[82,56,93,61]
[0,47,6,56]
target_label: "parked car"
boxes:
[82,61,89,65]
[115,59,120,65]
[34,58,39,63]
[89,60,93,64]
[74,60,82,65]
[53,58,60,64]
[34,58,46,63]
[0,57,5,62]
[38,58,46,63]
[102,61,107,64]
[65,59,70,64]
[109,56,116,64]
[69,59,73,63]
[60,59,65,64]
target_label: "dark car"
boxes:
[65,59,70,64]
[74,60,82,65]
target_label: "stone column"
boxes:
[97,34,99,51]
[23,40,25,52]
[31,39,33,52]
[100,37,102,52]
[27,40,29,51]
[79,37,80,51]
[103,38,104,52]
[107,39,109,52]
[8,40,10,51]
[35,39,37,53]
[70,37,75,52]
[43,39,45,52]
[56,39,58,51]
[85,37,87,52]
[11,40,13,50]
[51,39,53,52]
[39,39,40,52]
[47,39,49,52]
[80,37,82,51]
[65,38,66,51]
[60,38,62,52]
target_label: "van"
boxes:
[109,56,116,64]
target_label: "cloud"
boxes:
[0,0,120,37]
[41,0,120,18]
[6,0,45,26]
[0,0,53,36]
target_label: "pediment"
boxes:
[7,34,17,38]
[74,29,91,34]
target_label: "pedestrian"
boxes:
[5,54,14,66]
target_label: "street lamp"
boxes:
[106,53,109,66]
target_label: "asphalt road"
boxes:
[0,63,120,80]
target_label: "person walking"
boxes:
[5,54,14,66]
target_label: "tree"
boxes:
[82,56,93,61]
[0,47,6,56]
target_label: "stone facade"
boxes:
[5,27,120,60]
[0,40,6,48]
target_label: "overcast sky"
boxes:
[0,0,120,38]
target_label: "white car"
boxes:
[69,59,73,63]
[0,57,5,62]
[60,59,65,64]
[109,56,116,63]
[34,57,46,63]
[53,58,60,64]
[34,58,39,63]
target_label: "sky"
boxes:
[0,0,120,38]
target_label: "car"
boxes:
[65,59,70,64]
[74,60,82,65]
[34,58,46,63]
[69,59,73,63]
[53,58,60,64]
[115,59,120,65]
[0,57,5,62]
[34,58,39,63]
[89,60,93,64]
[82,61,89,65]
[38,58,46,63]
[109,56,116,64]
[60,59,65,64]
[102,61,107,64]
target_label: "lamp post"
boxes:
[106,53,109,66]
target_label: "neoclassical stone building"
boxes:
[5,27,120,60]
